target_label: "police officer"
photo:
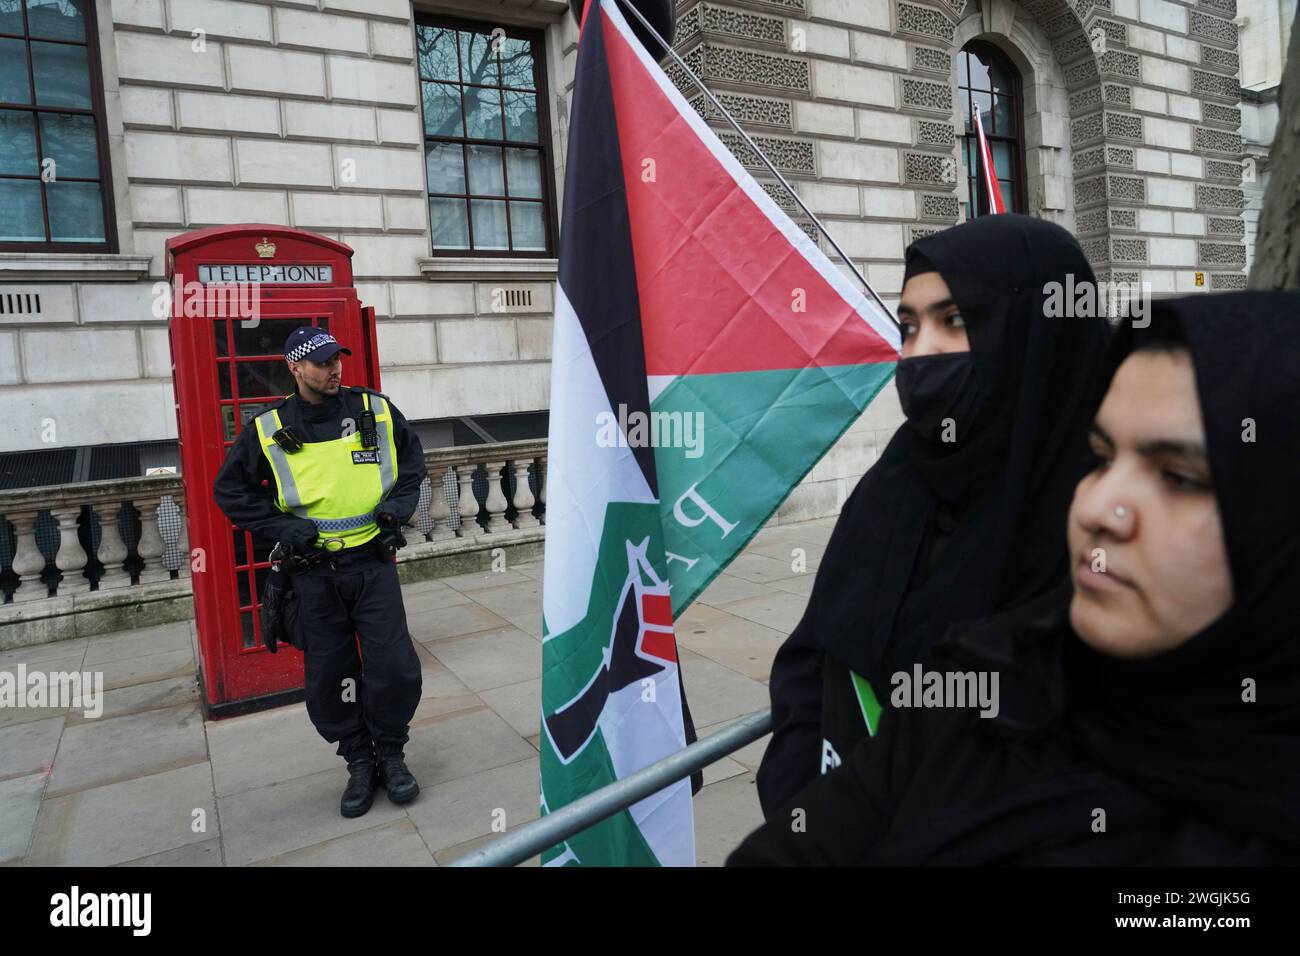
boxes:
[214,326,427,818]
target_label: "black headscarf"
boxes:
[807,214,1111,685]
[936,290,1300,848]
[734,291,1300,864]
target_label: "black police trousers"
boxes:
[291,548,422,762]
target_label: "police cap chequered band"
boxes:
[286,333,339,363]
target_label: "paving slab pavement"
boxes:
[0,519,835,866]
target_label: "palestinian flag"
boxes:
[539,0,899,866]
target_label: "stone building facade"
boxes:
[1237,0,1292,266]
[670,0,1252,300]
[0,0,574,464]
[0,0,1267,523]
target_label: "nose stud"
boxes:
[1114,506,1128,519]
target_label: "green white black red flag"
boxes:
[540,0,899,866]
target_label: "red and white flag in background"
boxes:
[971,101,1007,214]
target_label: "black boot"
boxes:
[377,753,420,805]
[340,756,379,818]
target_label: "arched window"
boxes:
[957,41,1025,218]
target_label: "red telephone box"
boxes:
[166,225,382,717]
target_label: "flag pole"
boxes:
[611,0,900,329]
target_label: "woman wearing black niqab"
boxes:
[757,214,1111,816]
[731,291,1300,865]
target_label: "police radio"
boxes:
[272,427,304,453]
[359,409,378,451]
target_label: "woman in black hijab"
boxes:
[731,291,1300,864]
[757,214,1111,816]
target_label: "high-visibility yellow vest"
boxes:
[254,390,399,550]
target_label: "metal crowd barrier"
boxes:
[447,708,774,867]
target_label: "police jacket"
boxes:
[213,386,427,544]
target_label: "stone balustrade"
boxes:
[0,439,548,607]
[414,438,548,543]
[0,474,188,604]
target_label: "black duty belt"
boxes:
[328,544,383,565]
